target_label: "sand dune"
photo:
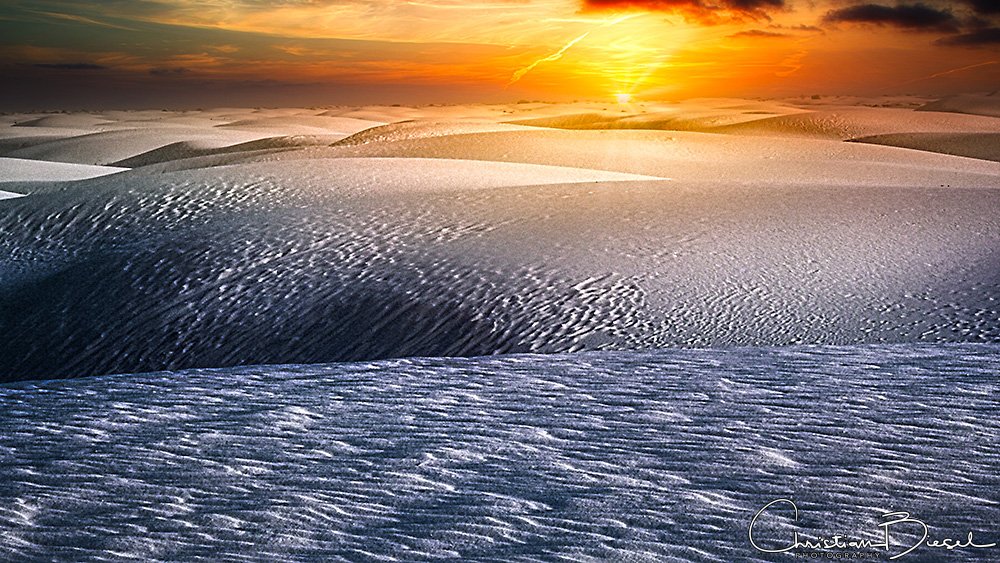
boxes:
[1,344,996,561]
[0,98,997,381]
[325,129,1000,188]
[216,115,385,136]
[1,154,997,380]
[918,93,1000,118]
[111,136,340,168]
[503,99,1000,164]
[510,106,1000,141]
[4,128,275,166]
[335,120,537,146]
[851,132,1000,162]
[0,190,24,200]
[0,157,126,182]
[12,113,114,129]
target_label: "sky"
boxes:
[0,0,998,109]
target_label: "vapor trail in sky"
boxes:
[506,14,637,87]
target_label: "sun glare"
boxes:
[615,93,632,103]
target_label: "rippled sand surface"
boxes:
[1,344,998,562]
[1,98,998,561]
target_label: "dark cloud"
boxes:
[149,67,190,76]
[728,28,790,37]
[822,3,960,32]
[961,0,1000,15]
[777,24,825,32]
[935,26,1000,44]
[582,0,784,22]
[33,62,107,70]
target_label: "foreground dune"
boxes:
[1,344,997,561]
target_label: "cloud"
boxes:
[773,24,824,32]
[31,10,138,31]
[149,67,190,76]
[822,3,960,32]
[582,0,785,23]
[33,62,107,70]
[728,28,789,37]
[961,0,1000,15]
[935,26,1000,45]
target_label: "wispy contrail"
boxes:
[506,14,637,87]
[901,60,998,85]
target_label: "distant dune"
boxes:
[0,96,998,381]
[917,93,1000,118]
[0,157,125,182]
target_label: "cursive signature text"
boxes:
[749,499,997,560]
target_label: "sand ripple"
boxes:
[0,344,997,561]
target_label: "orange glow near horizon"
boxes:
[1,0,999,108]
[502,13,698,98]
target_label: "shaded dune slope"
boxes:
[850,132,1000,162]
[917,93,1000,118]
[110,136,339,168]
[1,153,998,381]
[0,159,660,380]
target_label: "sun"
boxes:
[615,93,632,104]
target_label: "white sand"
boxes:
[0,157,126,182]
[1,96,998,380]
[918,93,1000,118]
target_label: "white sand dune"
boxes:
[110,135,341,168]
[0,157,126,182]
[0,126,91,139]
[0,134,82,156]
[335,120,538,146]
[11,113,114,129]
[1,152,997,380]
[0,189,24,200]
[4,127,275,165]
[216,115,385,136]
[323,129,1000,188]
[918,93,1000,118]
[0,98,997,382]
[1,344,997,561]
[504,99,1000,163]
[510,106,1000,140]
[850,132,1000,162]
[710,107,1000,139]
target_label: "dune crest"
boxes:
[0,157,126,182]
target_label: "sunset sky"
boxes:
[1,0,998,109]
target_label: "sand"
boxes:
[1,96,999,563]
[0,95,998,380]
[918,93,1000,118]
[1,344,997,561]
[0,157,126,182]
